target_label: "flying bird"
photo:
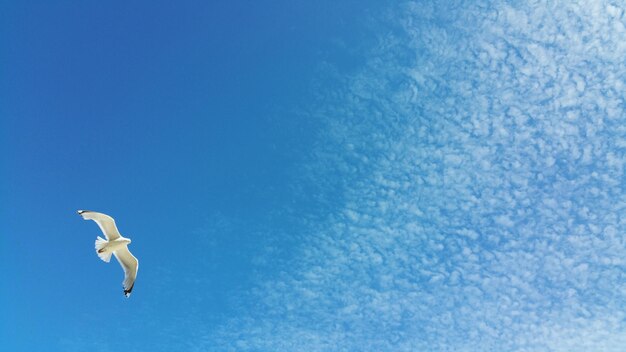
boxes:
[77,210,139,297]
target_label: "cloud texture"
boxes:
[210,1,626,350]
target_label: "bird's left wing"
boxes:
[113,247,139,298]
[77,210,121,240]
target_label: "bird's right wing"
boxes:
[77,210,121,240]
[114,247,139,298]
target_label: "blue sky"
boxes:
[2,1,626,351]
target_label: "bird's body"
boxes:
[78,210,139,297]
[98,237,131,253]
[96,237,131,260]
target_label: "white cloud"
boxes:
[207,1,626,350]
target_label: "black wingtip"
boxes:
[124,284,134,298]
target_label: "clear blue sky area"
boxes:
[2,1,626,351]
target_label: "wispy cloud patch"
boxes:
[209,1,626,350]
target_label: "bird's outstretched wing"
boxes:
[77,210,121,240]
[114,247,139,298]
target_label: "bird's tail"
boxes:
[95,236,112,263]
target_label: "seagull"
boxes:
[77,210,139,298]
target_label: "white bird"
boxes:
[77,210,139,298]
